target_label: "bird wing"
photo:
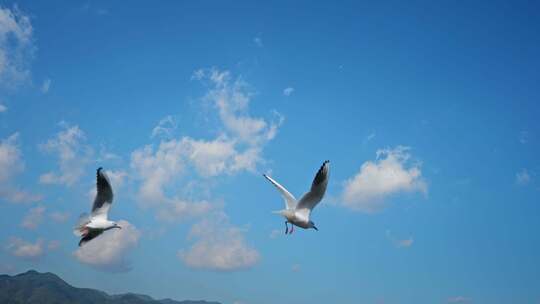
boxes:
[263,174,297,210]
[296,160,330,212]
[91,167,114,221]
[79,229,104,247]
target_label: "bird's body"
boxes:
[264,160,330,234]
[74,167,121,246]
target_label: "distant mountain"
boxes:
[0,270,222,304]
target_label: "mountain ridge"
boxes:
[0,270,222,304]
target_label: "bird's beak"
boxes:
[313,226,318,231]
[116,225,122,229]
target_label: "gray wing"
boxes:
[91,167,113,220]
[296,160,330,212]
[263,174,297,210]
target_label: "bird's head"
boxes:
[309,221,318,231]
[112,222,122,229]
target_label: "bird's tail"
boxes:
[73,212,90,237]
[272,209,289,217]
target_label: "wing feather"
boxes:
[91,167,114,220]
[296,160,330,212]
[263,174,297,210]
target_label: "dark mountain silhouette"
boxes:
[0,270,221,304]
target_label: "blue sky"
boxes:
[0,1,539,304]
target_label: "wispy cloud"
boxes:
[341,146,427,213]
[0,103,6,112]
[151,115,178,139]
[269,229,281,239]
[74,220,140,272]
[21,206,46,230]
[519,130,529,144]
[253,36,263,47]
[49,211,70,223]
[447,296,471,303]
[40,78,51,93]
[0,5,34,88]
[363,132,376,144]
[0,133,41,203]
[515,169,531,186]
[386,230,414,248]
[283,87,294,96]
[39,123,93,186]
[6,237,45,260]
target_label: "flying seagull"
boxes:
[263,160,330,234]
[74,167,121,246]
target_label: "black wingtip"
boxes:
[97,167,103,173]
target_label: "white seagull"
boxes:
[263,160,330,234]
[74,167,121,246]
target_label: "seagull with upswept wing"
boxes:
[263,160,330,234]
[74,167,121,246]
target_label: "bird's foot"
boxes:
[285,221,289,234]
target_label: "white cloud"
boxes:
[386,230,414,248]
[342,146,427,213]
[515,169,531,186]
[39,123,92,186]
[0,103,6,112]
[0,133,41,203]
[130,140,186,205]
[283,87,294,96]
[6,237,44,260]
[21,206,45,230]
[519,131,529,144]
[447,296,471,303]
[131,68,282,222]
[269,229,281,239]
[47,240,60,250]
[74,220,140,272]
[0,133,23,182]
[178,214,260,271]
[201,68,283,145]
[155,199,214,223]
[0,5,34,87]
[253,36,263,47]
[49,211,70,223]
[40,78,51,93]
[151,115,177,139]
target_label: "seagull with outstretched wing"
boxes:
[74,167,121,246]
[263,160,330,234]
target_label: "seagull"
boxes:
[74,167,121,246]
[263,160,330,234]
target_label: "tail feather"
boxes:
[73,213,90,237]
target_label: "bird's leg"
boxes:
[290,224,294,234]
[285,221,289,234]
